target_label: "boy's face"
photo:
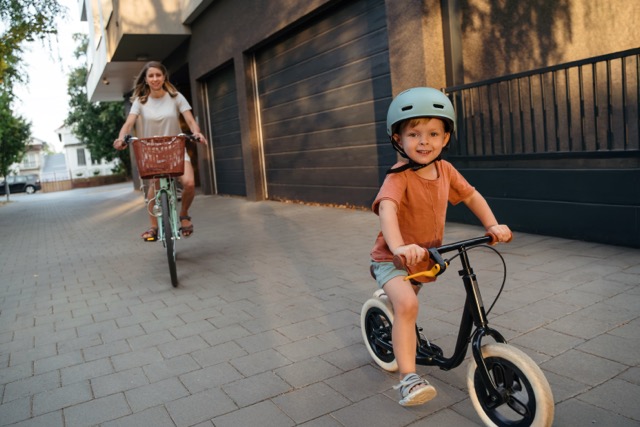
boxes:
[393,118,450,165]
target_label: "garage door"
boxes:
[255,0,394,207]
[205,64,246,196]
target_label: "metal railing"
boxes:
[444,48,640,159]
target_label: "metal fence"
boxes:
[444,48,640,159]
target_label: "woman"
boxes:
[113,61,207,240]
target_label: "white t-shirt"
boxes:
[130,92,192,160]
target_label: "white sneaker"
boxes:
[393,373,437,406]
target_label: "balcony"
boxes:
[83,0,211,102]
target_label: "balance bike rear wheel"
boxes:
[360,293,398,372]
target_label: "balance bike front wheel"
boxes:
[467,343,554,427]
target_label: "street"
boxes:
[1,183,639,426]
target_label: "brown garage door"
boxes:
[255,0,394,207]
[205,64,246,196]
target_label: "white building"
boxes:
[56,125,119,178]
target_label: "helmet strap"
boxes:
[386,155,441,175]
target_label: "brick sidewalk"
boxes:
[1,183,639,426]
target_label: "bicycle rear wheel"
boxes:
[160,191,178,287]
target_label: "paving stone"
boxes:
[157,335,209,358]
[102,405,176,427]
[111,347,164,371]
[33,350,84,375]
[0,362,33,385]
[234,329,291,352]
[212,400,295,427]
[509,327,586,357]
[272,382,350,424]
[179,362,243,393]
[63,393,131,427]
[191,340,247,367]
[142,354,200,383]
[554,398,640,427]
[324,365,392,403]
[4,410,64,427]
[61,358,113,386]
[223,371,292,408]
[32,381,93,415]
[578,378,640,421]
[124,377,189,412]
[0,396,31,425]
[578,333,640,366]
[165,388,237,427]
[541,349,627,386]
[230,348,292,377]
[3,371,59,403]
[91,367,149,398]
[275,357,343,388]
[82,339,130,362]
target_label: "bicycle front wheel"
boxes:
[160,191,178,287]
[467,343,554,427]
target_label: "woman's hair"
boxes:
[130,61,179,103]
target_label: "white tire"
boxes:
[360,295,398,372]
[467,343,554,427]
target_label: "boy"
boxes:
[370,87,511,406]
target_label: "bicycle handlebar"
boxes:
[392,232,507,276]
[123,133,201,144]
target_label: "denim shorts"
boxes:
[370,260,407,289]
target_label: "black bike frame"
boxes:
[414,235,508,402]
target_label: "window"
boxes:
[21,152,38,169]
[77,148,86,166]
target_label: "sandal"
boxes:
[393,373,437,406]
[179,216,194,238]
[141,227,158,242]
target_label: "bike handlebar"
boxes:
[392,232,509,277]
[123,133,201,144]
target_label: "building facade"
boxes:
[80,0,640,246]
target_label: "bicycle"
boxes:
[361,233,554,427]
[125,134,197,287]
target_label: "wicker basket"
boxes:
[132,136,186,179]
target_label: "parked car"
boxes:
[0,174,42,194]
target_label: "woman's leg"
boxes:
[178,161,195,233]
[141,179,159,239]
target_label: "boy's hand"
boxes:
[394,244,427,266]
[487,224,512,243]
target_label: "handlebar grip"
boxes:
[485,232,498,245]
[392,251,430,271]
[392,254,407,270]
[485,231,513,245]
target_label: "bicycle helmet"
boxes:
[386,87,456,159]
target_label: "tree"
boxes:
[0,91,31,201]
[1,0,63,199]
[0,0,64,88]
[64,34,130,176]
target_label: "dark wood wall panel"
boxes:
[205,64,246,196]
[255,0,394,207]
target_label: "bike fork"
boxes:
[459,248,508,405]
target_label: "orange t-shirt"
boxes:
[370,160,475,281]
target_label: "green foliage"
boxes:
[0,0,59,191]
[64,34,131,176]
[0,0,64,88]
[0,91,31,181]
